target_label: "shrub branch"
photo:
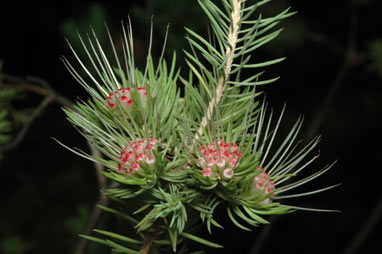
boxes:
[194,0,241,144]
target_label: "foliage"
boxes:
[1,236,29,253]
[0,94,14,145]
[0,60,12,145]
[60,0,337,252]
[366,39,382,78]
[0,61,24,152]
[65,205,90,235]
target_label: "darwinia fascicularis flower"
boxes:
[59,0,338,252]
[118,138,158,173]
[251,167,276,204]
[197,140,241,179]
[106,87,149,108]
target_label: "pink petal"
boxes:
[223,168,234,178]
[203,167,212,177]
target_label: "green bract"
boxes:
[60,0,337,253]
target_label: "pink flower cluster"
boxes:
[252,167,275,204]
[198,140,242,179]
[118,138,158,174]
[106,87,148,108]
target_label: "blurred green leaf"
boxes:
[366,39,382,78]
[1,236,29,253]
[0,88,29,146]
[0,89,23,105]
[64,205,89,234]
[12,108,35,125]
[0,119,12,144]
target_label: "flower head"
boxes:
[251,166,275,204]
[118,138,158,174]
[106,87,149,109]
[197,140,242,179]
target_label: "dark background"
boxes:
[0,0,381,253]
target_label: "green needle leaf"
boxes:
[181,232,223,248]
[93,229,143,244]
